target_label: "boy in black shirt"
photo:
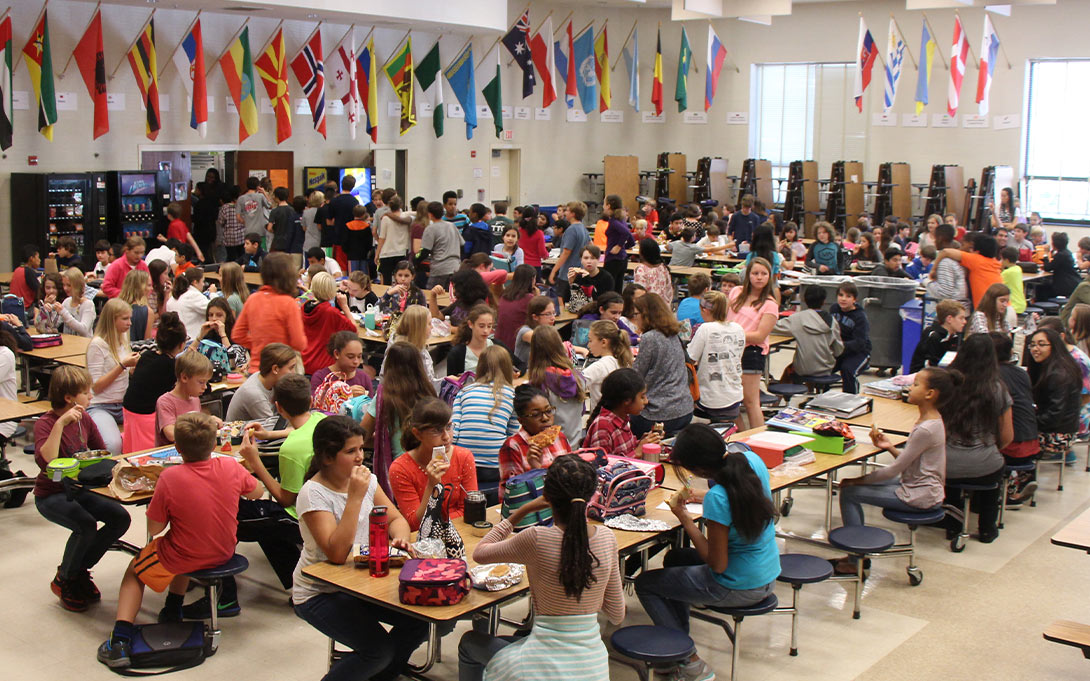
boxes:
[830,282,871,393]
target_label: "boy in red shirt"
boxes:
[97,412,263,669]
[10,244,41,311]
[932,233,1003,308]
[165,202,205,264]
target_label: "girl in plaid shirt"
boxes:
[582,369,663,459]
[498,385,572,497]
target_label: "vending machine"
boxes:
[302,166,374,205]
[9,172,109,267]
[106,170,171,242]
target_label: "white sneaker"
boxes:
[680,659,716,681]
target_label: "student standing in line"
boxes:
[602,195,636,294]
[418,201,465,290]
[375,196,412,284]
[630,293,694,438]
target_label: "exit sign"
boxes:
[502,130,514,141]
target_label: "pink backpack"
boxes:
[313,371,353,415]
[586,461,653,521]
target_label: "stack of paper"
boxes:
[862,378,905,399]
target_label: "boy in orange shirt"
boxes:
[97,413,264,669]
[932,232,1003,308]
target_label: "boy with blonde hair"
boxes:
[155,352,215,446]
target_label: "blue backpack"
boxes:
[196,339,230,382]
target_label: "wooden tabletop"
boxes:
[1051,506,1090,553]
[0,398,51,423]
[203,270,264,288]
[835,395,919,435]
[18,333,92,360]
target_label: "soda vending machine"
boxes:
[9,172,109,267]
[106,170,171,242]
[302,166,374,205]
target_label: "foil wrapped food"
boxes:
[410,538,447,560]
[469,563,525,591]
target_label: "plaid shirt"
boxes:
[217,202,245,247]
[582,408,638,458]
[498,428,571,499]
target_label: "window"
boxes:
[750,63,866,203]
[1024,60,1090,222]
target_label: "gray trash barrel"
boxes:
[799,275,852,312]
[855,275,919,371]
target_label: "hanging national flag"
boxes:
[22,11,57,141]
[852,17,878,113]
[220,25,259,142]
[883,18,906,113]
[481,48,503,138]
[651,27,663,116]
[73,8,108,139]
[948,14,970,117]
[416,40,444,138]
[289,27,326,138]
[705,25,727,112]
[127,19,160,140]
[444,42,477,140]
[502,10,535,99]
[0,14,11,150]
[622,27,639,112]
[356,38,378,143]
[563,22,577,109]
[384,36,416,135]
[594,26,611,112]
[976,15,1000,115]
[573,24,597,115]
[675,27,692,112]
[255,27,292,143]
[529,17,556,108]
[330,29,358,139]
[172,18,208,137]
[914,22,935,114]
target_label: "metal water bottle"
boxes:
[368,506,390,577]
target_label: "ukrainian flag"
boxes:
[914,23,936,115]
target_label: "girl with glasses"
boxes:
[498,385,572,497]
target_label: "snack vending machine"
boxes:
[106,170,171,241]
[9,172,109,267]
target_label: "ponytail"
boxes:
[544,455,600,600]
[587,368,644,425]
[171,273,190,299]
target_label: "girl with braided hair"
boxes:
[457,455,623,681]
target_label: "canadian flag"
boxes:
[947,15,970,117]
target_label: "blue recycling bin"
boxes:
[900,299,923,375]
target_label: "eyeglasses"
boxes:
[1028,341,1051,349]
[536,311,557,318]
[424,424,455,437]
[526,407,556,420]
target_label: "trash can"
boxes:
[900,299,923,374]
[799,275,852,312]
[855,276,919,372]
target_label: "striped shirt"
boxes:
[452,383,519,468]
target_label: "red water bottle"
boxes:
[368,506,390,577]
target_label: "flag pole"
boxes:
[60,1,101,76]
[448,35,473,69]
[109,8,154,80]
[206,17,250,77]
[612,19,637,73]
[290,22,323,63]
[485,3,528,60]
[256,19,285,58]
[327,23,356,64]
[892,13,917,69]
[922,13,948,70]
[353,26,374,60]
[14,0,49,73]
[156,9,201,80]
[987,17,1014,70]
[508,9,552,66]
[687,26,698,74]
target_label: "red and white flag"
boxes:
[948,15,971,116]
[330,28,358,139]
[529,17,556,108]
[852,17,878,112]
[290,26,326,138]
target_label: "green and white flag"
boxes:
[482,48,503,138]
[675,27,691,112]
[417,40,444,138]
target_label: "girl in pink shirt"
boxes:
[725,257,779,428]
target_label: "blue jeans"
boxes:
[838,479,919,526]
[35,490,131,578]
[635,549,774,634]
[835,352,870,394]
[294,591,429,681]
[89,403,123,455]
[630,411,694,440]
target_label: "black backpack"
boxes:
[112,622,210,676]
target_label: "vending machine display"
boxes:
[107,170,171,242]
[10,172,108,267]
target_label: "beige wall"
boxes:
[3,0,1088,267]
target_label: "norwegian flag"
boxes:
[290,27,326,138]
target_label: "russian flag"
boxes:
[853,17,878,112]
[705,25,727,112]
[975,15,1000,115]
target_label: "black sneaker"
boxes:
[181,595,241,620]
[76,569,102,602]
[56,577,89,612]
[157,605,183,624]
[97,639,132,668]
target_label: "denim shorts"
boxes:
[741,345,766,374]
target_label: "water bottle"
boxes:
[368,506,390,577]
[364,304,378,330]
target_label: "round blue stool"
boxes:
[1000,460,1039,529]
[1035,300,1060,316]
[828,526,895,619]
[776,554,834,655]
[796,374,840,393]
[881,506,945,586]
[692,594,779,680]
[768,383,808,406]
[946,481,999,552]
[186,554,249,653]
[610,625,695,681]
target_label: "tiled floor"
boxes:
[3,358,1089,680]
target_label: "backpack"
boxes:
[501,469,553,531]
[339,394,372,422]
[1,294,26,326]
[313,371,353,415]
[586,460,653,521]
[685,360,701,402]
[116,621,209,676]
[462,224,494,257]
[438,371,475,406]
[195,340,230,383]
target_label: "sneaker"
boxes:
[679,659,716,681]
[56,577,89,612]
[50,571,63,598]
[1065,451,1077,466]
[76,570,102,602]
[97,639,132,668]
[1041,452,1064,462]
[181,595,241,620]
[1013,481,1039,505]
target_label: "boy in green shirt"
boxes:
[1000,247,1027,315]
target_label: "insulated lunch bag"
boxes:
[120,621,209,674]
[500,469,553,530]
[586,461,653,521]
[398,559,471,606]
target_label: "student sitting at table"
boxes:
[122,313,188,454]
[218,261,249,317]
[379,304,437,381]
[582,320,634,409]
[87,299,141,454]
[34,366,131,613]
[118,269,152,342]
[676,272,712,329]
[527,326,588,445]
[225,342,297,430]
[291,416,427,681]
[310,331,372,398]
[453,346,520,501]
[579,291,639,347]
[634,238,674,303]
[155,352,215,446]
[428,268,492,328]
[344,271,379,313]
[992,332,1041,507]
[1025,327,1083,483]
[388,397,478,531]
[234,252,308,374]
[969,283,1016,335]
[998,247,1028,317]
[458,455,623,681]
[97,413,263,669]
[904,245,936,279]
[566,244,615,305]
[666,227,730,268]
[829,282,871,394]
[514,295,560,366]
[33,272,65,333]
[1042,231,1082,299]
[301,272,358,376]
[447,304,502,376]
[635,424,780,681]
[198,297,249,371]
[909,299,967,373]
[498,384,573,497]
[805,222,841,275]
[773,286,844,380]
[57,269,97,338]
[869,248,912,279]
[377,260,427,317]
[168,268,209,340]
[834,368,955,571]
[10,244,41,312]
[364,341,438,496]
[237,233,266,273]
[583,368,662,459]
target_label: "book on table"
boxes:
[738,431,816,468]
[766,407,856,454]
[861,378,905,400]
[803,391,873,418]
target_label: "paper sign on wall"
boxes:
[514,106,531,120]
[871,112,896,127]
[388,101,402,117]
[476,105,493,119]
[901,113,927,127]
[601,110,623,123]
[726,112,748,124]
[419,102,434,117]
[962,114,988,129]
[55,92,77,111]
[12,90,29,110]
[932,113,957,128]
[260,98,274,115]
[994,114,1020,130]
[501,106,513,119]
[226,97,238,114]
[642,111,665,124]
[448,104,465,119]
[534,107,551,120]
[294,98,310,115]
[473,168,483,178]
[683,111,708,124]
[566,109,588,122]
[327,99,344,115]
[107,93,125,111]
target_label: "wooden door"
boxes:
[667,153,687,204]
[234,151,294,197]
[604,155,640,218]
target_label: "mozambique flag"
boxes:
[127,19,160,141]
[255,27,292,143]
[220,26,259,142]
[0,14,13,150]
[650,27,663,116]
[21,10,57,141]
[383,36,416,135]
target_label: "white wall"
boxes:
[4,0,1089,267]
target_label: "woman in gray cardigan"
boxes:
[629,293,694,439]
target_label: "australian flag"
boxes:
[501,10,536,98]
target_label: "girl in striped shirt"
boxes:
[452,346,519,497]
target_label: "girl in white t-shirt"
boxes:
[688,291,746,422]
[582,320,634,409]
